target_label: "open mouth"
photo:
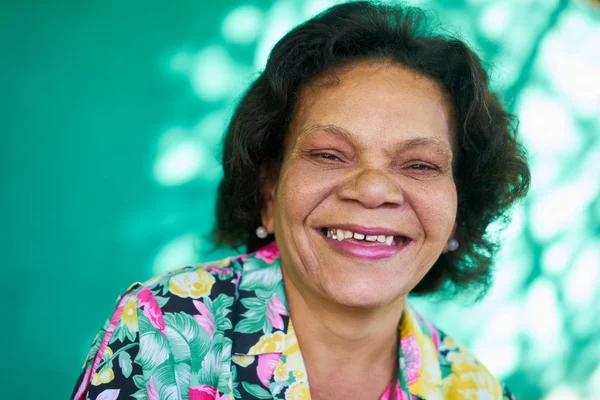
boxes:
[318,228,409,247]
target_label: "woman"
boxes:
[72,1,530,399]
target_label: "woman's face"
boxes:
[263,62,457,309]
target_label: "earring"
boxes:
[256,226,268,239]
[448,239,459,251]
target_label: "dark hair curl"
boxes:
[213,1,530,298]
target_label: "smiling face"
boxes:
[262,62,458,310]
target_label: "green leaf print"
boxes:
[132,374,147,390]
[239,260,281,292]
[118,351,133,378]
[212,293,234,331]
[153,293,170,308]
[174,362,192,400]
[197,331,225,387]
[110,321,128,344]
[217,337,233,394]
[234,317,265,334]
[131,387,148,400]
[152,361,181,400]
[269,381,290,397]
[136,314,171,371]
[163,312,210,365]
[234,297,268,334]
[242,382,272,399]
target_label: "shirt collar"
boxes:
[230,242,444,398]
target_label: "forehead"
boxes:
[287,61,456,151]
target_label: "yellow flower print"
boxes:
[293,368,306,381]
[285,381,310,400]
[400,307,444,399]
[121,298,139,333]
[103,346,113,358]
[407,335,444,399]
[443,335,457,350]
[274,362,288,381]
[91,368,114,386]
[443,350,503,399]
[285,351,307,381]
[248,331,286,354]
[169,269,216,298]
[232,354,255,367]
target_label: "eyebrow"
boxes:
[298,123,357,146]
[298,123,453,160]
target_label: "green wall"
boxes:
[2,0,599,399]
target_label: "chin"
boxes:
[325,282,404,310]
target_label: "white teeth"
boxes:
[385,235,394,245]
[377,235,386,243]
[336,229,344,241]
[344,230,353,239]
[353,232,365,240]
[365,235,377,242]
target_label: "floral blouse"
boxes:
[72,242,515,400]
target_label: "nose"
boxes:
[337,169,404,209]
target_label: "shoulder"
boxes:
[134,254,247,299]
[407,307,514,399]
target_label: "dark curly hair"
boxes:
[213,1,530,297]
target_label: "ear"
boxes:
[260,165,277,234]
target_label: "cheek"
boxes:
[275,162,341,222]
[409,182,457,236]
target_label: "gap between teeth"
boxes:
[326,229,401,246]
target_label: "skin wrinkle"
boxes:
[297,123,454,174]
[261,61,459,399]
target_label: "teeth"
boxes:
[325,228,401,246]
[353,232,365,240]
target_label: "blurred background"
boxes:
[2,0,599,398]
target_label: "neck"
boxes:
[282,268,404,377]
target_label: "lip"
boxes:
[318,230,412,260]
[316,224,410,238]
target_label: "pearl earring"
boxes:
[256,226,268,239]
[448,239,459,251]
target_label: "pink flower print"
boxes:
[190,385,228,400]
[266,295,288,330]
[204,266,232,275]
[72,366,92,400]
[256,353,282,387]
[90,293,131,374]
[416,312,440,352]
[136,287,166,334]
[401,335,422,385]
[235,254,249,262]
[379,381,409,400]
[96,389,121,400]
[193,299,215,338]
[232,271,242,288]
[146,377,159,400]
[255,242,280,264]
[425,320,439,352]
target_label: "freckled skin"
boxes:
[262,62,458,311]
